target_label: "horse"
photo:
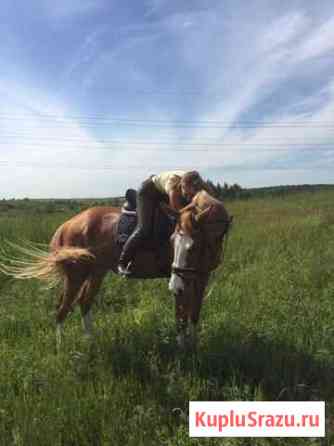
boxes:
[0,191,231,350]
[168,190,231,347]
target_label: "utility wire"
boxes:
[1,113,334,128]
[0,144,332,152]
[0,162,331,172]
[0,134,333,145]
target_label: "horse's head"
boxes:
[168,206,211,295]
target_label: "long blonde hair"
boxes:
[181,171,209,193]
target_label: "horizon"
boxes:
[2,182,334,201]
[1,0,334,198]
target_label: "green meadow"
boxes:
[0,190,333,445]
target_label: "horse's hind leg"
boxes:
[77,271,106,337]
[56,268,88,349]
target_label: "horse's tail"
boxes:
[0,241,95,288]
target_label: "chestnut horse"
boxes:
[0,191,231,349]
[168,190,231,347]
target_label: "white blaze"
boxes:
[169,232,194,294]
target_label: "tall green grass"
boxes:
[0,191,333,445]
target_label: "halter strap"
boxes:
[172,265,197,275]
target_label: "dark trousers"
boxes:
[119,178,166,267]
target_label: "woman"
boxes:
[118,170,205,276]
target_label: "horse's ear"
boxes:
[194,206,212,224]
[160,202,180,220]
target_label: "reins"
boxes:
[171,215,234,280]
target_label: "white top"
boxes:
[152,170,186,194]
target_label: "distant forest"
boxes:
[1,183,333,215]
[206,181,334,201]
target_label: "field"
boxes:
[0,190,333,445]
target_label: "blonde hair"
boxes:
[181,171,205,191]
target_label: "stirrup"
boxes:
[118,262,133,277]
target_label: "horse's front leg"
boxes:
[188,274,209,350]
[175,293,189,349]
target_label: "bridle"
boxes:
[171,265,198,279]
[170,216,233,280]
[170,228,205,280]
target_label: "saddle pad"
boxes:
[117,213,137,245]
[117,210,176,245]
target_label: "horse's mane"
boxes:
[178,193,231,237]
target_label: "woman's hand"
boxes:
[160,202,179,219]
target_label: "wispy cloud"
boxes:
[0,0,333,196]
[145,0,167,18]
[0,79,116,197]
[296,15,334,61]
[61,27,108,84]
[41,0,104,19]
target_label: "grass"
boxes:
[0,190,333,445]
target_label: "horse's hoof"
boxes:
[176,334,186,349]
[83,332,93,340]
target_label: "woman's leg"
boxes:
[118,179,159,274]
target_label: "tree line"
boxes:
[205,181,334,200]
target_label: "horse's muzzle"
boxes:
[168,273,184,295]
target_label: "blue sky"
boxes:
[0,0,334,197]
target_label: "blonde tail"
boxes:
[0,241,95,289]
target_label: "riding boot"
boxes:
[118,177,164,276]
[118,229,145,275]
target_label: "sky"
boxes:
[0,0,334,198]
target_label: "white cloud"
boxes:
[0,79,124,197]
[1,2,334,196]
[297,15,334,61]
[175,10,306,139]
[257,11,309,55]
[141,7,334,182]
[181,78,334,174]
[61,27,108,85]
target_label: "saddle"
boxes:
[116,189,176,246]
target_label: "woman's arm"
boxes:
[168,188,184,211]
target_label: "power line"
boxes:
[0,136,333,148]
[1,134,333,144]
[0,144,332,152]
[0,161,331,172]
[1,111,333,124]
[1,113,334,128]
[0,162,181,171]
[2,123,333,132]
